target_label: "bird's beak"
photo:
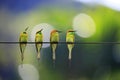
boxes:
[70,30,76,32]
[25,27,29,31]
[40,29,43,32]
[72,30,76,32]
[37,29,43,33]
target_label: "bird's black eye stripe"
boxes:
[69,31,75,32]
[23,32,26,34]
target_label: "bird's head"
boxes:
[51,30,62,34]
[67,29,76,35]
[67,29,76,33]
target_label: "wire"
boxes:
[0,42,120,44]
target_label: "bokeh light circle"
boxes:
[18,64,39,80]
[74,0,120,11]
[73,13,96,38]
[31,23,54,48]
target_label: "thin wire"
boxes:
[0,42,120,44]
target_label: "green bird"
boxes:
[19,27,29,63]
[35,29,43,60]
[66,29,75,61]
[50,30,61,62]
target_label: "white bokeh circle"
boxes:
[73,13,96,38]
[18,64,39,80]
[74,0,120,11]
[31,23,54,48]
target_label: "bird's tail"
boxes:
[52,44,57,68]
[21,53,24,67]
[53,49,56,61]
[68,45,73,69]
[37,52,40,61]
[68,45,73,60]
[68,49,72,60]
[53,49,56,68]
[52,44,57,60]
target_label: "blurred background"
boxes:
[0,0,120,80]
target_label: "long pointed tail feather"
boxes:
[68,48,72,60]
[68,45,73,69]
[37,52,40,60]
[52,44,57,68]
[53,50,56,68]
[36,43,42,61]
[21,53,24,62]
[53,49,56,60]
[68,45,73,60]
[21,53,24,67]
[52,44,57,60]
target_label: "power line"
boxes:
[0,42,120,44]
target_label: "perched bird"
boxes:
[35,29,43,60]
[50,30,61,62]
[19,27,29,64]
[66,30,75,61]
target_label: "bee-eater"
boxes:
[66,30,75,61]
[35,29,43,60]
[19,27,29,63]
[50,30,61,62]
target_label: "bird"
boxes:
[50,30,61,66]
[19,27,29,64]
[66,29,75,61]
[35,29,43,60]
